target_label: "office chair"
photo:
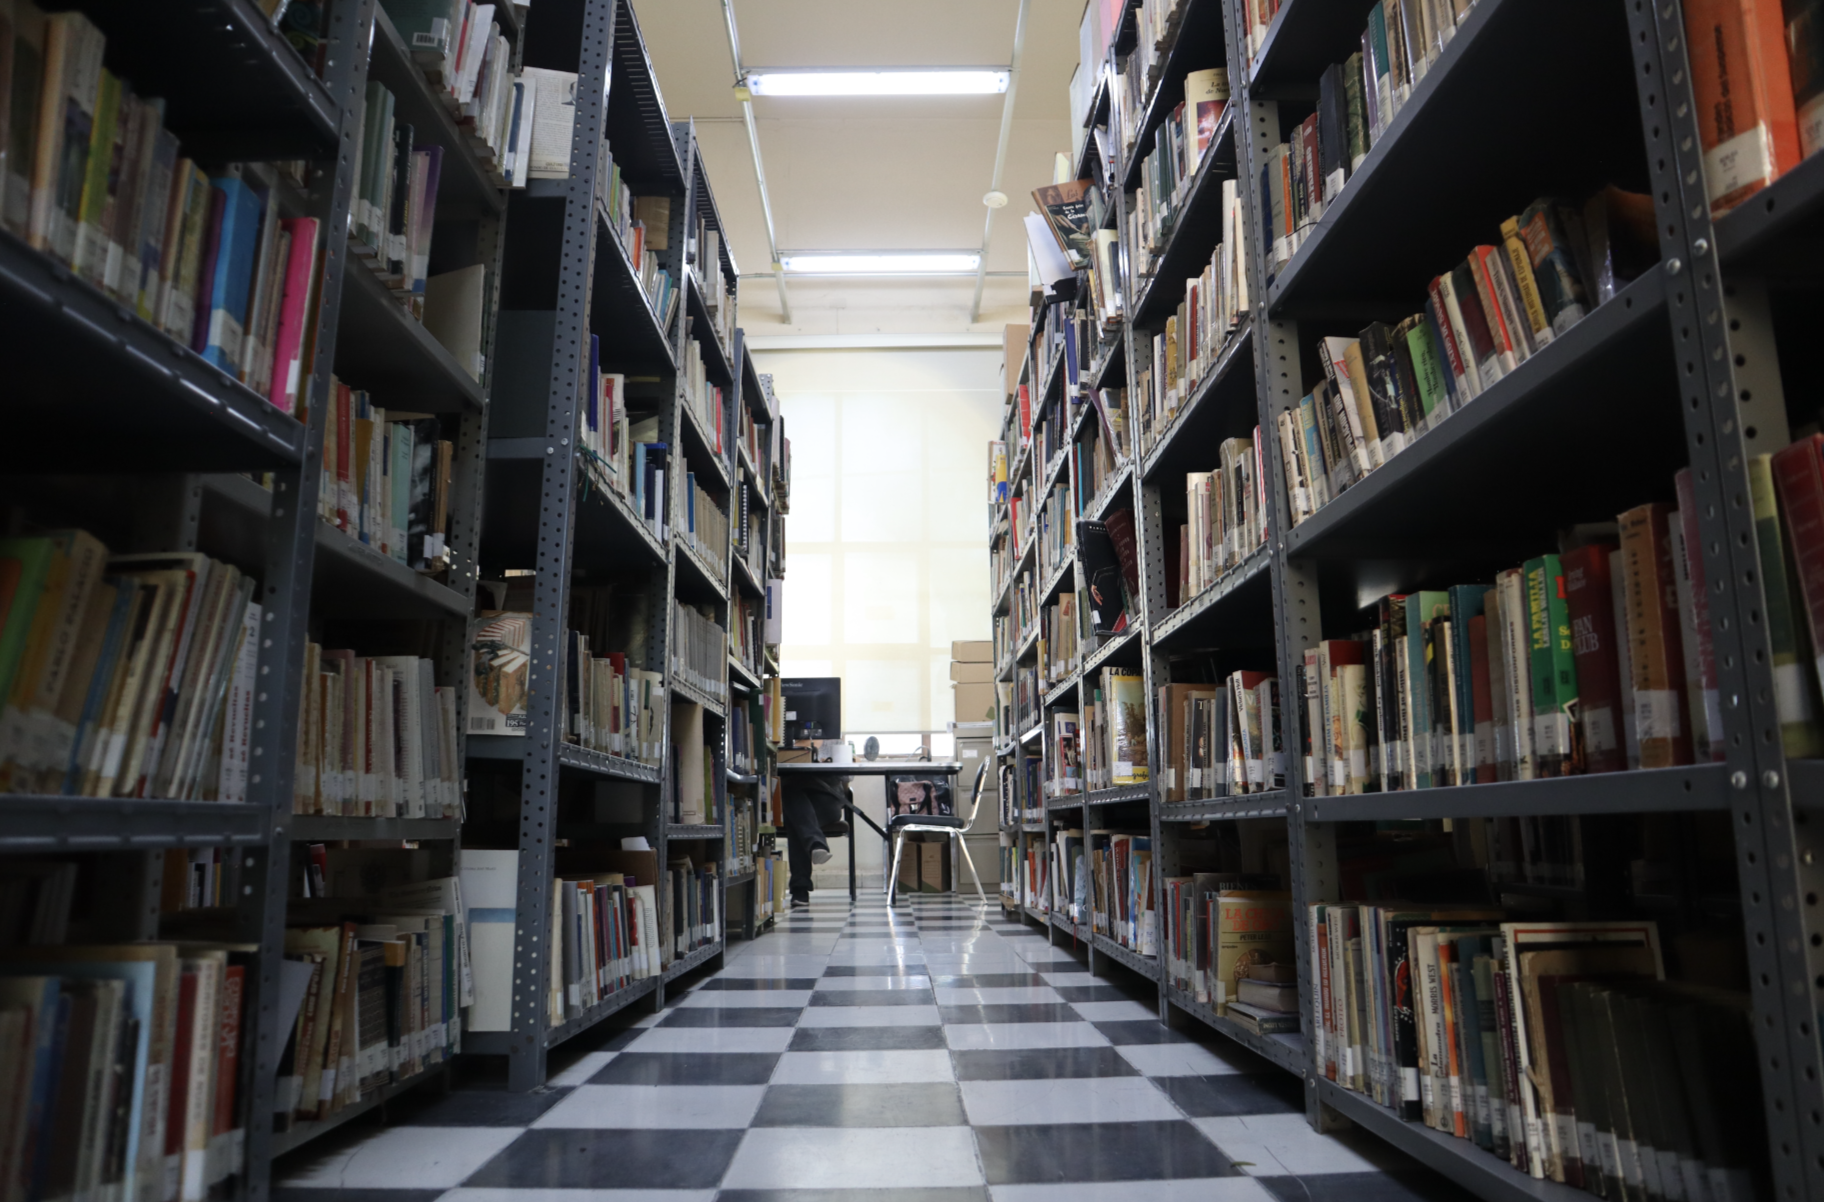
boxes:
[885,762,988,904]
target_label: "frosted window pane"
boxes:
[842,552,920,644]
[782,554,832,647]
[844,658,923,732]
[787,475,835,543]
[841,469,922,543]
[926,547,991,649]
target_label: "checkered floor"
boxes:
[275,891,1473,1201]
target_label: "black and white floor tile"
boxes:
[276,892,1475,1201]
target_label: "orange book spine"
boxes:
[1683,0,1801,212]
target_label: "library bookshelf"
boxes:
[993,1,1824,1200]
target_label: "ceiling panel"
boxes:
[634,0,1083,333]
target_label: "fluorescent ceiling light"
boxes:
[745,69,1009,96]
[779,252,982,275]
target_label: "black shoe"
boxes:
[790,891,811,909]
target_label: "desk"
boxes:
[776,761,964,901]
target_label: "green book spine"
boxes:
[1523,556,1570,776]
[0,537,60,702]
[1368,5,1393,131]
[1545,554,1579,774]
[1749,454,1824,755]
[1343,52,1368,168]
[1402,315,1448,424]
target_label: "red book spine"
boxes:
[1427,278,1471,385]
[1317,914,1335,1079]
[1562,543,1627,773]
[167,973,197,1158]
[212,965,244,1138]
[1773,434,1824,697]
[1468,614,1497,782]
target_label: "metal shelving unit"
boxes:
[992,0,1824,1198]
[472,0,755,1092]
[0,0,518,1194]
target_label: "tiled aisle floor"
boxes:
[276,892,1476,1202]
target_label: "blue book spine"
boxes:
[202,176,262,371]
[588,335,600,436]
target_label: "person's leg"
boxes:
[782,786,826,902]
[807,789,844,866]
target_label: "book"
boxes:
[1682,0,1801,213]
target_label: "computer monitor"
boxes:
[781,677,841,744]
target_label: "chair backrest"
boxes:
[963,761,987,826]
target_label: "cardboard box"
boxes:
[953,681,995,724]
[949,660,994,684]
[919,841,951,892]
[897,844,920,890]
[951,640,994,663]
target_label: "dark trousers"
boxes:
[783,777,847,896]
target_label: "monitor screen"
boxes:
[781,676,841,743]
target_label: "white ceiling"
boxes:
[634,0,1080,337]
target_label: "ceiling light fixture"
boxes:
[744,69,1010,96]
[778,252,983,275]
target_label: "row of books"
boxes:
[670,701,718,826]
[1069,667,1147,791]
[0,942,253,1202]
[729,593,762,681]
[1276,196,1613,526]
[387,1,519,184]
[1111,0,1195,158]
[580,340,630,489]
[551,869,659,1024]
[1130,68,1228,272]
[680,472,729,579]
[1158,671,1287,801]
[1299,479,1747,798]
[1176,429,1267,603]
[1040,593,1086,696]
[0,7,324,414]
[1036,483,1074,584]
[1263,0,1478,259]
[563,630,665,766]
[686,215,735,349]
[317,387,455,571]
[681,336,727,459]
[293,645,462,818]
[671,602,727,703]
[1090,828,1156,954]
[1161,878,1293,1017]
[281,880,470,1128]
[163,847,244,913]
[603,185,680,331]
[729,690,763,776]
[0,538,261,803]
[1136,184,1250,448]
[626,415,672,540]
[349,82,446,314]
[728,795,759,877]
[1238,0,1284,63]
[665,855,722,960]
[1311,908,1764,1195]
[1072,403,1125,519]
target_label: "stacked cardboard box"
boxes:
[951,640,994,724]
